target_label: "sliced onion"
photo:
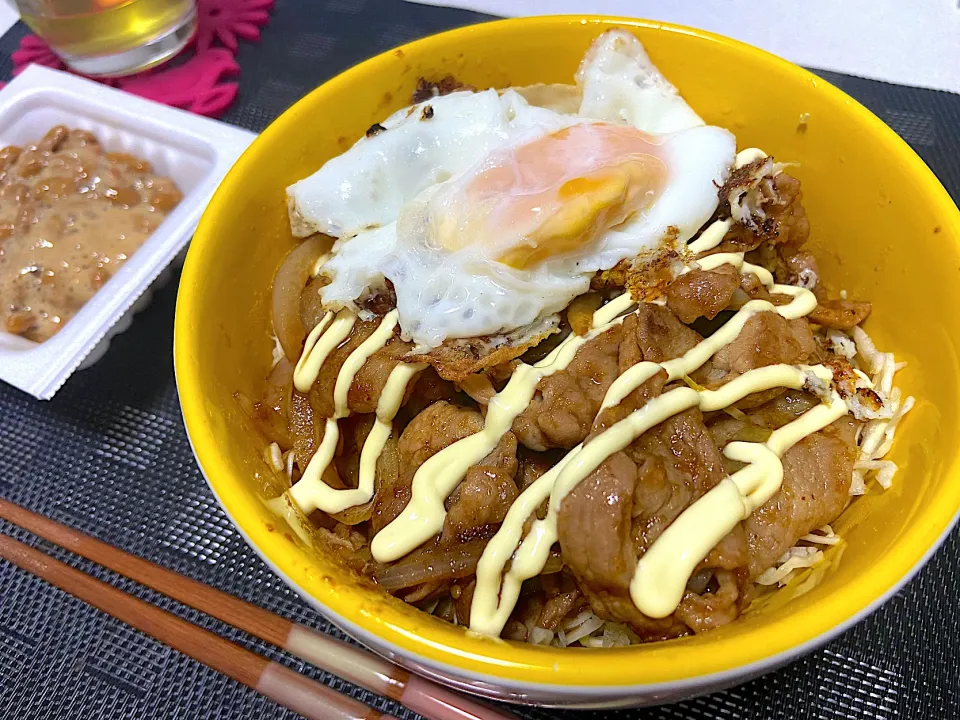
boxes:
[299,276,328,334]
[235,391,291,449]
[264,357,293,414]
[289,391,319,470]
[330,433,398,526]
[374,538,487,590]
[272,235,329,361]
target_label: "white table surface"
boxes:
[406,0,960,94]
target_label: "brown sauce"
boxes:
[0,125,182,342]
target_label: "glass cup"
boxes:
[12,0,197,77]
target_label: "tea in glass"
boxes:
[17,0,197,77]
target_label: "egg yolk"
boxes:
[436,123,668,270]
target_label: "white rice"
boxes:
[528,626,554,646]
[756,546,824,586]
[845,327,914,495]
[562,613,606,645]
[544,612,639,648]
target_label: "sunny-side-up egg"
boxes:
[286,29,737,349]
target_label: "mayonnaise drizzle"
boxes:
[278,144,855,638]
[631,387,847,617]
[294,309,355,393]
[469,315,826,635]
[469,169,852,635]
[369,292,638,563]
[283,310,424,516]
[695,253,774,286]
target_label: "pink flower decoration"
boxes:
[196,0,275,53]
[8,0,274,118]
[117,49,240,117]
[11,35,64,74]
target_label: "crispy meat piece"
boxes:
[558,302,748,639]
[703,311,816,410]
[777,249,819,288]
[745,390,821,429]
[308,319,413,417]
[512,325,623,451]
[745,417,857,577]
[708,172,811,257]
[371,401,517,535]
[808,298,872,330]
[360,281,398,316]
[666,265,741,324]
[590,246,683,301]
[620,302,702,369]
[406,327,557,383]
[441,433,519,544]
[767,173,811,253]
[558,406,746,639]
[412,76,473,103]
[711,311,817,377]
[536,572,584,630]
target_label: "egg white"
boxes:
[287,89,570,239]
[576,29,705,134]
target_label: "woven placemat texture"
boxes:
[1,1,958,718]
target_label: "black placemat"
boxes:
[1,2,959,718]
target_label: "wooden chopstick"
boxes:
[0,499,515,720]
[0,531,392,720]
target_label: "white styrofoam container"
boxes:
[0,65,256,400]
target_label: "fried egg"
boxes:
[288,89,570,239]
[287,30,736,348]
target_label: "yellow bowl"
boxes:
[175,15,960,707]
